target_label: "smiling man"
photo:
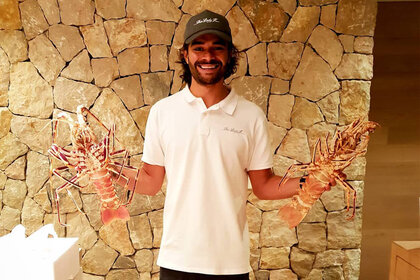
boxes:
[127,10,332,280]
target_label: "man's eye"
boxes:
[193,47,203,51]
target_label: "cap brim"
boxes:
[185,29,232,44]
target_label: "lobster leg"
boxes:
[54,175,83,226]
[335,175,357,219]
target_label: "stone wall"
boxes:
[0,0,377,279]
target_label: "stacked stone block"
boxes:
[0,0,377,279]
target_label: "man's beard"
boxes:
[188,59,226,85]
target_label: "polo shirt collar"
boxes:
[182,85,238,115]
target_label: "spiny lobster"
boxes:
[278,119,379,228]
[48,105,140,226]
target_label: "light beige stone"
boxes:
[291,247,315,278]
[323,266,345,280]
[182,0,236,16]
[96,0,126,20]
[141,72,173,105]
[281,6,320,43]
[99,219,135,256]
[246,202,262,233]
[320,5,336,30]
[67,212,98,250]
[0,133,28,170]
[0,50,9,106]
[291,98,324,130]
[327,209,362,249]
[0,30,28,63]
[308,25,343,70]
[118,47,149,76]
[48,24,85,62]
[113,256,136,269]
[170,14,192,52]
[300,0,337,5]
[317,91,340,124]
[91,58,119,87]
[230,76,271,114]
[301,200,327,223]
[339,34,354,53]
[51,109,74,148]
[111,76,144,110]
[28,34,65,85]
[128,214,153,249]
[335,0,377,36]
[320,185,346,212]
[335,54,373,80]
[239,0,288,42]
[270,269,298,280]
[5,156,25,180]
[149,190,165,211]
[9,61,54,117]
[37,0,60,25]
[260,210,297,247]
[313,249,345,268]
[247,43,268,76]
[3,179,27,210]
[104,18,147,55]
[297,223,326,252]
[354,37,374,54]
[21,197,44,235]
[267,122,287,155]
[43,213,65,237]
[148,209,163,229]
[134,249,154,272]
[0,206,20,231]
[26,151,49,197]
[225,52,247,84]
[19,0,49,40]
[0,0,22,29]
[271,79,289,95]
[80,15,113,58]
[260,247,290,269]
[54,77,100,113]
[255,270,270,280]
[339,81,371,125]
[290,47,340,102]
[81,194,102,230]
[343,249,361,280]
[150,45,168,72]
[226,6,259,51]
[11,115,52,154]
[304,269,323,280]
[0,108,12,139]
[249,232,259,250]
[273,155,300,178]
[33,185,52,213]
[343,157,367,181]
[306,122,337,157]
[82,240,118,275]
[81,273,104,280]
[146,21,175,45]
[0,171,6,189]
[130,106,151,137]
[128,194,153,215]
[61,50,94,82]
[106,269,139,280]
[58,0,95,26]
[278,128,311,163]
[51,177,83,213]
[141,273,152,280]
[91,88,143,155]
[127,0,181,21]
[267,43,304,80]
[250,248,260,272]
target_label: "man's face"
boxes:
[183,34,230,85]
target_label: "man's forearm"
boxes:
[254,174,301,200]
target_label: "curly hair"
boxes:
[177,43,241,86]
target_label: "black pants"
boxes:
[160,267,249,280]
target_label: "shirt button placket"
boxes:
[200,111,210,136]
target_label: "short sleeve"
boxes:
[141,105,165,166]
[247,113,273,171]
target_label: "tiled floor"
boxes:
[359,2,420,279]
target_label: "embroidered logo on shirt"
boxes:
[223,127,243,134]
[195,18,219,25]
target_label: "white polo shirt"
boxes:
[141,86,273,275]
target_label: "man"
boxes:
[118,10,332,280]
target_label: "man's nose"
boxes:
[201,50,215,61]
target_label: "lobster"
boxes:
[48,105,140,226]
[278,119,379,228]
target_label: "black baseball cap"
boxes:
[184,10,232,44]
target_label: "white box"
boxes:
[0,225,80,280]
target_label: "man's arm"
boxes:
[248,168,300,200]
[112,162,165,196]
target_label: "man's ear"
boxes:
[183,48,189,64]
